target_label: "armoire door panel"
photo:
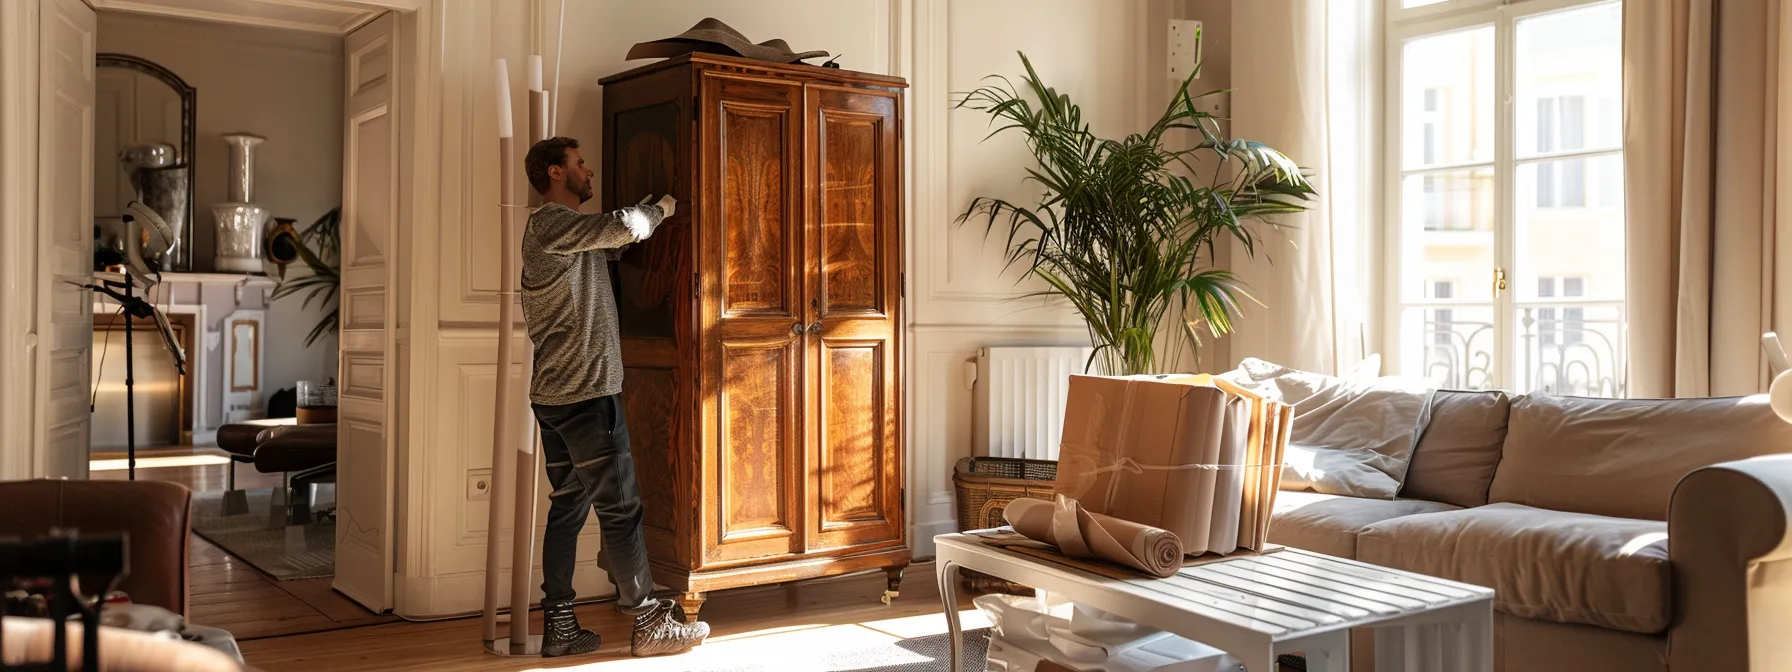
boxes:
[816,109,885,314]
[611,101,684,339]
[702,72,809,566]
[804,84,902,553]
[811,338,900,549]
[711,76,803,320]
[820,341,882,521]
[709,340,802,562]
[808,86,898,319]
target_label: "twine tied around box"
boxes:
[1064,451,1282,512]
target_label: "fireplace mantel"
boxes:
[92,270,280,445]
[94,271,276,304]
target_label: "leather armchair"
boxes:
[216,419,337,524]
[0,480,192,617]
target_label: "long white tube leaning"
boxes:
[501,83,552,654]
[481,57,520,649]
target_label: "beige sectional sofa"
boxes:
[1266,391,1792,671]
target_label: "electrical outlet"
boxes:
[467,469,492,500]
[1168,19,1202,81]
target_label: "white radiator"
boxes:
[972,346,1095,461]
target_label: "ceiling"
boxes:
[88,0,420,35]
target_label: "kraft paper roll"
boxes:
[1004,495,1184,578]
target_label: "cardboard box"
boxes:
[1052,374,1289,554]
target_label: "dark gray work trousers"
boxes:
[532,394,653,608]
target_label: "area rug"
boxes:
[191,489,334,580]
[688,628,991,672]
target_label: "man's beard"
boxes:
[571,177,594,204]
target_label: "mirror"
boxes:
[94,53,195,271]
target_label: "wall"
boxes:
[910,0,1185,556]
[392,0,1179,617]
[97,12,343,420]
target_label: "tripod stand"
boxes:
[75,276,186,481]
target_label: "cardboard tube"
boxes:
[531,90,550,143]
[527,89,548,208]
[507,345,537,653]
[481,56,516,647]
[506,79,554,653]
[494,59,513,139]
[481,136,518,646]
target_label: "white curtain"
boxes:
[1625,0,1792,398]
[1222,0,1379,376]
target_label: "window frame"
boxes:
[1382,0,1624,391]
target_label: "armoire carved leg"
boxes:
[882,564,908,605]
[678,592,707,624]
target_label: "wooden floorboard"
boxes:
[90,455,399,642]
[83,454,1296,670]
[238,562,969,672]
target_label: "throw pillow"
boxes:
[1221,357,1438,499]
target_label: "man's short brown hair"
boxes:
[524,136,579,195]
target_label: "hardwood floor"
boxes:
[91,449,398,641]
[238,562,979,671]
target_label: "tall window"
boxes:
[1429,281,1456,347]
[1536,276,1585,346]
[1390,0,1626,397]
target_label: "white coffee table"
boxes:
[935,532,1494,672]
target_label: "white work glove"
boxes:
[627,194,673,241]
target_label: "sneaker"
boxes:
[625,598,709,657]
[540,601,602,658]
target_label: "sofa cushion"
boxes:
[1489,394,1792,520]
[1401,390,1509,508]
[1358,503,1671,634]
[1267,491,1460,559]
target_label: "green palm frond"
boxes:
[954,51,1315,375]
[273,207,342,348]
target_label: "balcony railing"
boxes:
[1413,298,1626,397]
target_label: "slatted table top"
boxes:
[934,532,1494,642]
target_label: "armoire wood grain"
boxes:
[600,53,908,622]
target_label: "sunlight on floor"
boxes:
[525,609,992,672]
[89,454,232,471]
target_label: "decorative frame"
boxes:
[228,318,260,392]
[221,309,265,422]
[96,53,196,271]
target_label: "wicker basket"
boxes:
[952,457,1058,532]
[951,457,1057,596]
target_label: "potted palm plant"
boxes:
[956,53,1315,375]
[270,208,340,347]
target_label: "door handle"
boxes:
[1493,268,1508,298]
[808,322,822,335]
[791,322,804,335]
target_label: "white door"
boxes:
[333,12,399,611]
[38,0,95,479]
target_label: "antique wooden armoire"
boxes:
[598,53,908,621]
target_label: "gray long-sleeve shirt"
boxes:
[522,201,664,406]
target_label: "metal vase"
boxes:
[130,165,187,268]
